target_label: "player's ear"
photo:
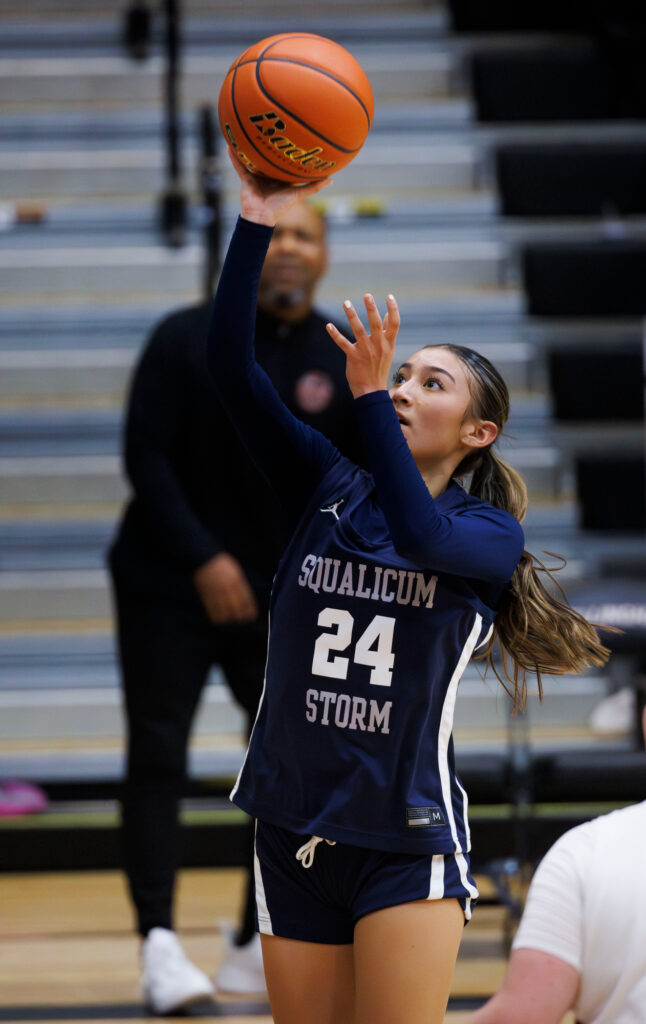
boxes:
[460,419,497,450]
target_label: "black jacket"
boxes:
[109,301,361,605]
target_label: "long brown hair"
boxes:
[428,344,612,712]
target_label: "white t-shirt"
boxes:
[512,801,646,1024]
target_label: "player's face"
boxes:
[389,347,493,468]
[259,203,328,304]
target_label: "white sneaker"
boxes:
[588,686,636,736]
[214,923,268,997]
[141,927,214,1015]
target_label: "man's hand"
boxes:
[193,552,259,624]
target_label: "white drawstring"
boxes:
[295,835,336,869]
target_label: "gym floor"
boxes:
[0,868,576,1023]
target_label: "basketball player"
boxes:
[109,200,362,1013]
[206,153,611,1024]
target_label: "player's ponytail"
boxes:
[429,344,613,711]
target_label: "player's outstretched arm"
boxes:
[326,297,523,583]
[207,153,340,520]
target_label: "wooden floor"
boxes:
[0,868,574,1023]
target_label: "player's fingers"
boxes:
[326,321,354,356]
[363,293,384,340]
[227,145,249,180]
[383,293,401,343]
[298,177,333,199]
[342,299,370,346]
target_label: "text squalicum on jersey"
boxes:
[298,554,438,609]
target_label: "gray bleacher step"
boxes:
[2,494,621,573]
[0,47,456,106]
[0,631,117,689]
[8,104,646,150]
[0,676,245,741]
[8,507,646,582]
[0,193,498,240]
[0,666,612,744]
[0,519,115,571]
[0,0,439,16]
[7,299,641,347]
[7,202,646,253]
[0,455,127,506]
[0,136,479,201]
[0,743,241,784]
[8,299,640,353]
[0,443,560,534]
[0,569,112,621]
[0,338,538,402]
[0,440,561,509]
[0,238,508,301]
[0,100,472,145]
[0,392,551,452]
[3,732,632,784]
[0,10,448,55]
[0,349,135,400]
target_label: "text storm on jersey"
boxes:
[298,555,438,609]
[306,689,392,734]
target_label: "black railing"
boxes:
[198,105,223,299]
[159,0,188,247]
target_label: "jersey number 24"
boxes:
[312,608,395,688]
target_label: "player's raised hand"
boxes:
[227,147,332,227]
[326,292,400,398]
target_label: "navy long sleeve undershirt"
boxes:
[208,216,524,584]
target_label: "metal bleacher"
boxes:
[1,0,645,871]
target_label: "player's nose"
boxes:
[394,382,413,403]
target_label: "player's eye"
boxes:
[425,377,444,390]
[392,371,406,385]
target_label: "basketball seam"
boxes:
[229,62,324,181]
[261,57,372,134]
[254,62,360,155]
[259,34,372,134]
[260,34,372,129]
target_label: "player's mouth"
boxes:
[396,413,410,427]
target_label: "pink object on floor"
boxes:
[0,780,48,817]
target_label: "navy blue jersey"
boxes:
[208,217,525,857]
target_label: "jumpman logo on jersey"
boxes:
[319,497,345,520]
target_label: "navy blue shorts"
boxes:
[254,821,479,945]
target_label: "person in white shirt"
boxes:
[470,708,646,1024]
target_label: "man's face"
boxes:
[258,203,328,314]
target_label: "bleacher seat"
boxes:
[576,455,646,530]
[470,46,615,122]
[548,345,644,421]
[449,0,594,32]
[523,240,646,316]
[495,142,646,217]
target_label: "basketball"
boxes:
[218,32,374,183]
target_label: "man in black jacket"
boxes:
[109,203,361,1014]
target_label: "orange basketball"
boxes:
[218,32,374,183]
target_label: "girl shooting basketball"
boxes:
[206,154,610,1024]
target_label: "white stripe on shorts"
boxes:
[253,824,274,936]
[455,850,479,921]
[428,854,445,900]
